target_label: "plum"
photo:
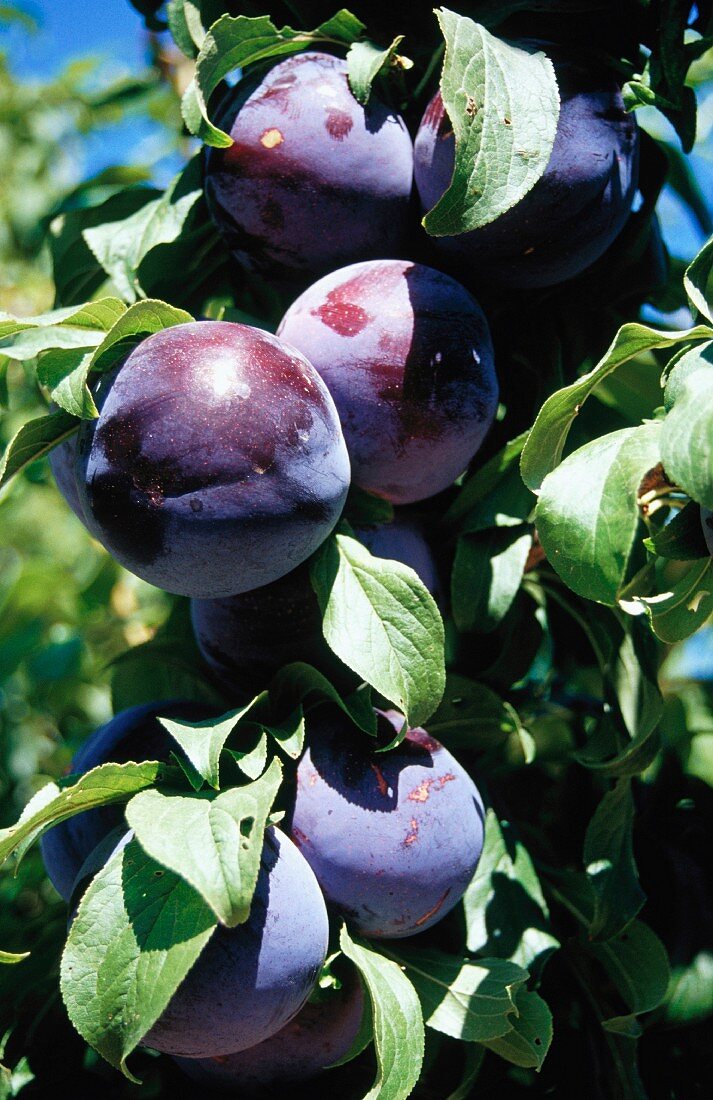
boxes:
[414,49,640,288]
[355,518,440,601]
[190,518,439,692]
[143,827,329,1058]
[288,707,485,938]
[75,321,350,598]
[40,700,213,901]
[174,972,364,1090]
[204,51,414,282]
[277,260,498,503]
[49,434,85,525]
[702,508,713,555]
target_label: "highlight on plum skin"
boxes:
[75,321,351,600]
[414,49,640,288]
[173,973,364,1090]
[277,259,498,504]
[204,50,414,282]
[288,707,486,939]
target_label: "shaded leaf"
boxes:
[480,986,553,1070]
[584,780,645,941]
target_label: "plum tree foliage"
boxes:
[0,1,712,1098]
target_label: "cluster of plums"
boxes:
[44,39,642,1092]
[42,700,485,1086]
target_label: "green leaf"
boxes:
[0,410,79,491]
[311,533,445,729]
[644,500,711,560]
[0,949,30,965]
[444,431,530,528]
[346,36,409,104]
[268,662,376,736]
[387,947,527,1043]
[423,12,559,236]
[536,422,662,605]
[426,674,519,752]
[480,986,552,1070]
[182,11,365,146]
[601,1015,643,1037]
[452,526,532,633]
[623,558,713,644]
[684,234,713,323]
[659,344,713,510]
[339,927,424,1100]
[88,299,195,373]
[344,486,394,526]
[0,761,174,872]
[167,0,204,56]
[261,706,305,759]
[159,701,261,790]
[61,837,216,1079]
[37,348,98,418]
[0,299,126,343]
[521,323,713,493]
[584,779,645,941]
[83,162,204,304]
[126,759,282,926]
[463,809,559,977]
[586,921,671,1015]
[225,730,268,779]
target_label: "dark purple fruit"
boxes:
[414,49,640,288]
[204,51,413,282]
[289,708,485,938]
[144,827,329,1059]
[75,321,350,598]
[277,260,498,503]
[174,973,364,1089]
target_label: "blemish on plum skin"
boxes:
[370,762,390,798]
[415,887,451,927]
[312,294,371,337]
[408,778,435,803]
[292,826,310,847]
[325,108,354,141]
[260,128,284,149]
[403,818,419,846]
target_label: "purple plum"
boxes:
[414,49,640,288]
[174,972,364,1090]
[288,708,485,938]
[204,51,414,282]
[702,507,713,555]
[277,260,498,503]
[75,321,350,598]
[143,827,329,1058]
[49,434,85,524]
[190,518,439,691]
[40,700,213,902]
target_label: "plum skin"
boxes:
[143,827,329,1059]
[174,973,364,1090]
[288,708,485,938]
[75,321,350,599]
[190,518,439,693]
[277,260,498,504]
[414,50,640,288]
[40,700,214,902]
[204,51,414,282]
